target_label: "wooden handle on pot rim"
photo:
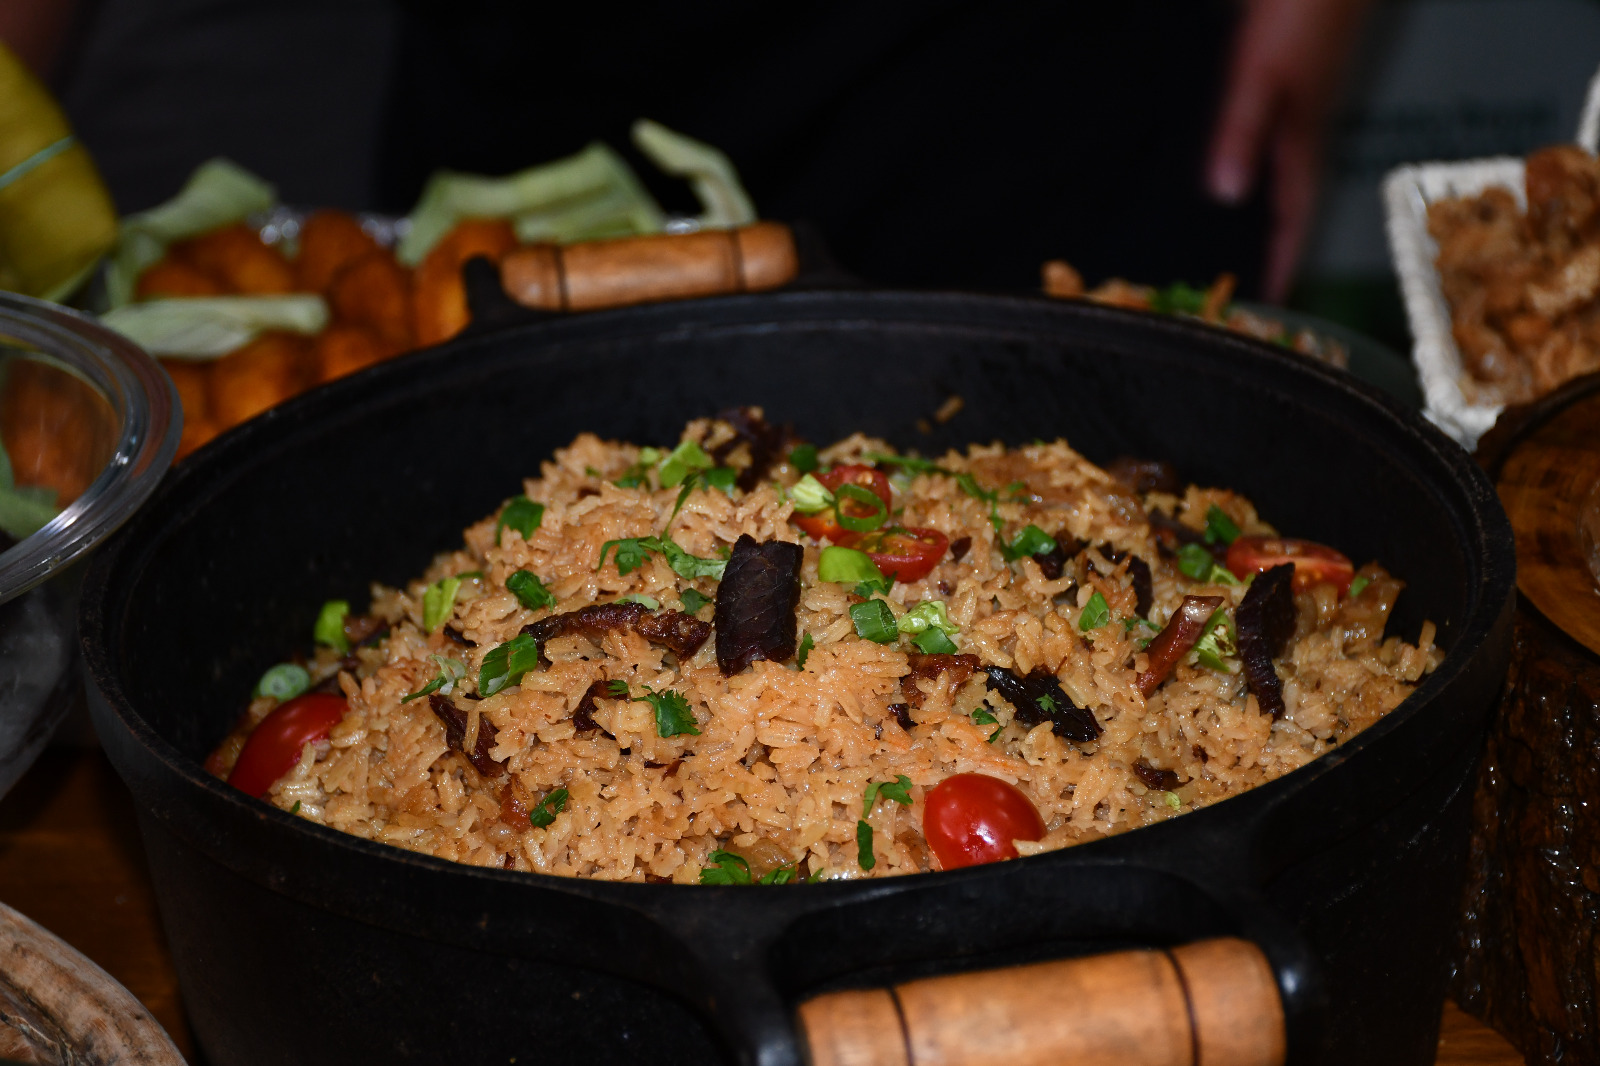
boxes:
[796,936,1285,1066]
[498,220,798,312]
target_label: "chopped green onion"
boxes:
[1192,607,1237,672]
[700,849,752,885]
[616,593,660,609]
[1165,791,1182,810]
[788,473,835,513]
[1003,524,1057,561]
[863,451,942,476]
[1079,591,1111,631]
[862,775,913,814]
[856,819,875,871]
[1203,505,1242,546]
[658,441,714,488]
[507,569,557,611]
[401,654,467,702]
[854,575,895,598]
[850,600,899,644]
[702,467,737,495]
[598,537,653,575]
[1150,281,1208,316]
[495,496,545,546]
[759,866,796,885]
[629,686,700,737]
[422,577,462,632]
[1176,543,1241,586]
[290,801,301,815]
[1348,575,1370,598]
[679,588,711,614]
[818,546,883,585]
[529,787,569,828]
[834,483,888,534]
[897,600,958,637]
[788,444,819,474]
[314,600,350,654]
[796,632,814,668]
[479,634,541,697]
[254,663,310,702]
[912,629,958,654]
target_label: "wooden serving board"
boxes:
[0,749,1526,1065]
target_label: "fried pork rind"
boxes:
[171,223,297,295]
[1430,144,1600,404]
[411,219,518,347]
[298,211,383,293]
[330,251,414,350]
[208,332,315,425]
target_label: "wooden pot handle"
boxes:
[795,937,1285,1066]
[498,220,798,313]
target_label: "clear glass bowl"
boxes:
[0,292,178,797]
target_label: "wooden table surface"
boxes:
[0,747,1529,1066]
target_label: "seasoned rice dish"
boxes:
[208,409,1441,883]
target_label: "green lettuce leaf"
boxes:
[100,295,328,358]
[631,119,756,229]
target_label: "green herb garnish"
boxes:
[971,707,998,726]
[1192,607,1237,672]
[788,444,819,474]
[597,536,727,580]
[788,473,835,513]
[834,483,889,534]
[1203,505,1242,546]
[700,849,752,885]
[863,775,913,814]
[613,446,661,489]
[616,593,660,609]
[1036,693,1059,715]
[1079,591,1111,631]
[1150,281,1209,316]
[818,546,883,585]
[507,569,557,611]
[1165,791,1182,810]
[528,787,568,828]
[863,451,942,476]
[314,600,351,654]
[912,629,958,654]
[290,801,301,815]
[401,654,467,702]
[254,663,310,702]
[850,599,899,644]
[658,441,715,489]
[761,866,796,885]
[856,820,876,871]
[679,588,711,614]
[496,495,545,546]
[702,467,737,494]
[1176,542,1241,586]
[1348,575,1370,598]
[1003,524,1057,561]
[622,685,700,737]
[422,576,462,632]
[479,634,541,697]
[796,632,814,668]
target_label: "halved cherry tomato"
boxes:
[923,773,1046,870]
[790,464,892,544]
[1226,535,1355,595]
[853,526,950,582]
[227,692,348,799]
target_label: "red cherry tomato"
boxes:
[227,692,348,799]
[1225,535,1355,595]
[853,526,950,582]
[923,773,1046,870]
[790,464,892,544]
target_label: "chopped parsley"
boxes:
[1203,504,1242,546]
[679,588,711,614]
[971,707,998,725]
[788,473,835,513]
[796,632,814,668]
[954,473,1004,533]
[666,467,738,527]
[254,663,310,702]
[495,496,545,546]
[597,535,727,580]
[658,441,714,488]
[988,725,1004,743]
[479,634,541,697]
[401,654,467,702]
[1079,590,1111,631]
[702,467,737,494]
[1176,542,1241,586]
[313,600,350,654]
[616,683,700,737]
[788,444,819,474]
[422,576,462,632]
[856,820,876,871]
[613,447,661,489]
[528,787,569,828]
[863,775,913,814]
[1036,693,1059,715]
[817,546,882,585]
[1003,524,1057,561]
[1192,607,1237,672]
[855,575,895,597]
[1348,575,1370,598]
[850,599,899,644]
[700,850,752,884]
[506,569,557,611]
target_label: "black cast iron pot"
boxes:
[79,291,1515,1066]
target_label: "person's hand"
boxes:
[1207,0,1373,302]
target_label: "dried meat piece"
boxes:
[1149,509,1204,555]
[900,652,981,708]
[1127,556,1154,618]
[983,665,1101,743]
[634,609,712,660]
[1106,457,1181,495]
[570,679,611,735]
[714,535,802,675]
[949,536,972,563]
[1137,595,1225,698]
[711,407,790,491]
[428,694,505,777]
[1032,530,1084,581]
[521,602,708,664]
[1134,760,1181,792]
[1237,564,1297,719]
[885,703,914,730]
